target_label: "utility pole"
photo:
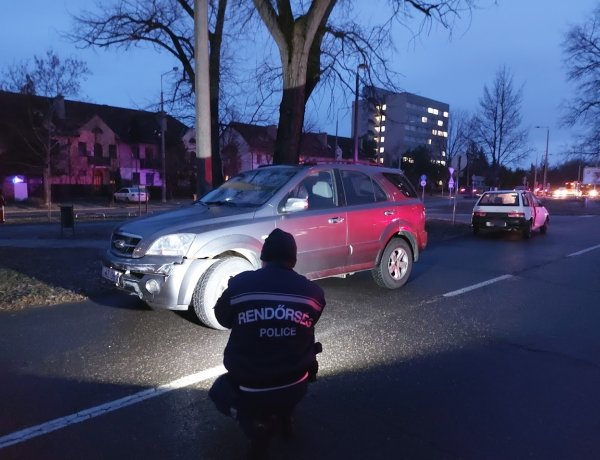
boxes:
[352,63,367,163]
[195,0,212,197]
[535,126,550,195]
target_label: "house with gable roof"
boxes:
[0,90,192,201]
[218,121,356,178]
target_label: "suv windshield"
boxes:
[200,166,301,207]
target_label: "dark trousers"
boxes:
[209,373,307,437]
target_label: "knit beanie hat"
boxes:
[260,228,297,265]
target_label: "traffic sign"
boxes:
[420,180,426,187]
[448,178,455,189]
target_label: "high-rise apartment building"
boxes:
[353,86,450,168]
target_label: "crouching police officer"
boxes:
[209,228,326,459]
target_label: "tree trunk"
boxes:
[274,83,307,164]
[253,0,336,164]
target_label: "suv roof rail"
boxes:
[299,159,380,166]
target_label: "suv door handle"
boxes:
[384,210,395,216]
[328,217,345,224]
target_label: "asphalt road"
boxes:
[1,209,600,459]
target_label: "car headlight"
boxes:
[145,233,195,256]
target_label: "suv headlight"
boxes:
[145,233,196,256]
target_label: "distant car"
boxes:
[471,189,549,239]
[552,187,581,199]
[113,187,149,203]
[459,186,478,197]
[102,163,428,329]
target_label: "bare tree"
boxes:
[1,49,90,97]
[69,0,475,170]
[1,49,90,207]
[562,5,600,162]
[472,66,529,175]
[68,0,253,186]
[445,108,473,166]
[252,0,336,164]
[253,0,475,164]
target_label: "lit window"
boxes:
[438,120,443,126]
[381,126,386,132]
[432,129,437,135]
[441,160,446,165]
[381,104,387,111]
[427,107,439,115]
[427,139,432,145]
[421,117,427,123]
[443,111,449,117]
[442,150,446,157]
[443,131,448,137]
[375,126,380,133]
[381,115,386,122]
[379,136,385,143]
[378,157,384,164]
[379,147,384,153]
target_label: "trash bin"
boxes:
[60,205,75,236]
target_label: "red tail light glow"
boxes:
[507,212,524,218]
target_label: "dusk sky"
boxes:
[2,0,598,170]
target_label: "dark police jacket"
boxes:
[214,262,326,388]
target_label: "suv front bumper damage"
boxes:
[102,251,216,311]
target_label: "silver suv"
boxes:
[102,164,428,329]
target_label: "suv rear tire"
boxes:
[192,256,254,329]
[372,238,413,289]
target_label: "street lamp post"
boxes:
[533,153,538,192]
[160,66,178,203]
[353,63,368,163]
[535,125,549,195]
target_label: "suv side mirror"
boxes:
[281,197,308,213]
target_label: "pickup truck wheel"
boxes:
[372,238,413,289]
[192,256,254,330]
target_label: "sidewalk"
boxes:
[0,221,116,249]
[0,200,189,248]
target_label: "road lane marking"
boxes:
[442,274,513,297]
[0,365,226,449]
[567,244,600,257]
